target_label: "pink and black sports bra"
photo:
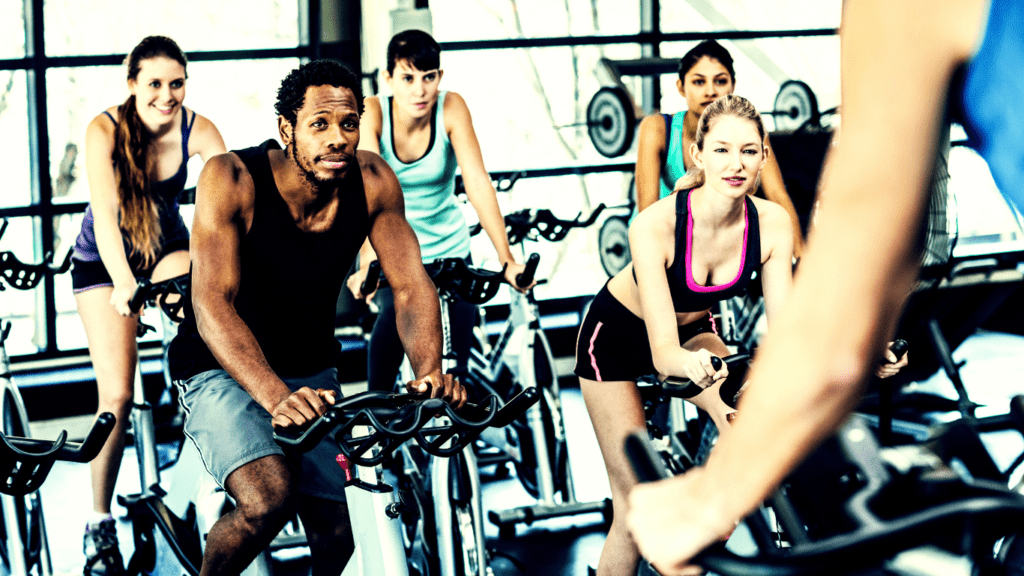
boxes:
[634,189,761,313]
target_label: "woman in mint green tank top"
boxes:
[348,30,530,392]
[635,40,806,258]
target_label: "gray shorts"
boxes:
[175,367,347,502]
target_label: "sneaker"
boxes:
[83,518,124,576]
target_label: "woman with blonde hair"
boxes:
[576,94,796,576]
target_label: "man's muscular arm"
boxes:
[360,150,466,406]
[191,154,333,427]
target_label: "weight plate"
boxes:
[773,80,820,132]
[587,87,636,158]
[598,216,631,277]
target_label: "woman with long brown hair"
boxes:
[69,35,225,575]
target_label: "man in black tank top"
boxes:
[167,60,466,575]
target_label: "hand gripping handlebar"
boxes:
[0,413,116,496]
[624,416,1024,576]
[659,340,908,405]
[275,387,540,467]
[515,252,540,288]
[661,354,744,403]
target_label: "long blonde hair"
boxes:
[114,36,188,268]
[673,94,767,192]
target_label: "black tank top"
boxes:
[169,139,370,379]
[634,189,761,313]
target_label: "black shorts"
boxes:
[71,237,189,293]
[574,284,716,382]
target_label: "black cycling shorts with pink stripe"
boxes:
[574,284,715,383]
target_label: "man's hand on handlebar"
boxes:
[271,387,338,429]
[405,368,468,409]
[876,341,909,379]
[627,467,735,576]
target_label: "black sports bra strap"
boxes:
[102,110,117,125]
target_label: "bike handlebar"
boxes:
[888,339,909,360]
[274,387,540,467]
[128,273,190,322]
[360,260,382,297]
[661,354,745,401]
[515,253,540,288]
[0,412,116,496]
[0,221,73,291]
[624,428,1024,576]
[657,340,908,404]
[373,258,508,305]
[468,204,606,246]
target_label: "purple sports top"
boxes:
[71,108,196,265]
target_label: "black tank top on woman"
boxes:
[169,139,370,380]
[634,189,761,313]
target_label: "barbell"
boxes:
[563,80,824,158]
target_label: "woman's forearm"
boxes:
[92,209,135,285]
[465,178,515,265]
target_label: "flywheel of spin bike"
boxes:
[508,333,568,500]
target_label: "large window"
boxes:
[431,0,641,42]
[42,0,300,56]
[418,1,843,302]
[0,3,26,59]
[0,217,45,356]
[659,36,841,131]
[0,0,315,359]
[0,71,32,209]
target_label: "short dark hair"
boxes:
[275,59,364,126]
[386,29,441,75]
[678,40,736,82]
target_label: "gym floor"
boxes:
[34,330,1024,576]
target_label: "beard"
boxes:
[288,133,345,189]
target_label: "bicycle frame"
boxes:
[341,431,409,576]
[0,332,52,576]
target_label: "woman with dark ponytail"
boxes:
[634,40,806,258]
[69,35,226,576]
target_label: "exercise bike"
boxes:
[0,218,115,576]
[463,205,614,537]
[274,373,540,576]
[626,399,1024,576]
[363,256,521,576]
